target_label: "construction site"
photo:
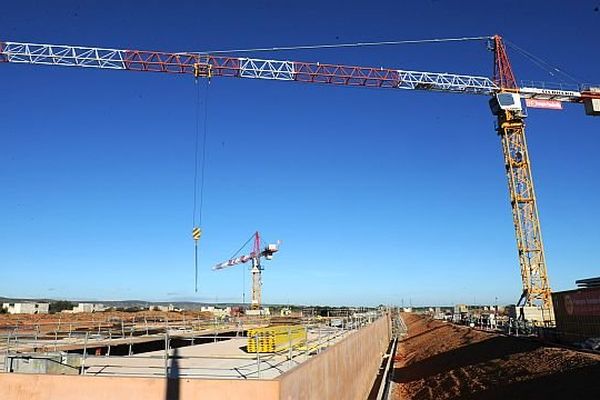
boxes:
[1,2,600,399]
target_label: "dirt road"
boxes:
[392,313,600,399]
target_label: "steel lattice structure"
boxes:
[2,37,599,323]
[2,40,595,103]
[492,35,518,90]
[497,113,552,319]
[0,41,500,94]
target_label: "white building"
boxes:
[454,304,469,314]
[154,304,175,312]
[72,303,106,313]
[200,306,232,318]
[2,302,49,314]
[245,307,270,317]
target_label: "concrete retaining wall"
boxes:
[0,315,391,400]
[0,374,279,400]
[277,315,391,400]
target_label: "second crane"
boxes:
[213,231,280,311]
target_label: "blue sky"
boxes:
[1,1,599,306]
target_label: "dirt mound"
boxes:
[393,313,600,399]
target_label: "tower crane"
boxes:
[2,35,599,323]
[213,232,280,310]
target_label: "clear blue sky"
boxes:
[1,1,599,306]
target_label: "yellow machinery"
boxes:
[247,325,306,353]
[492,100,554,322]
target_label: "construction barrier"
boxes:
[247,325,306,353]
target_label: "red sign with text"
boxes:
[564,288,600,316]
[525,98,563,110]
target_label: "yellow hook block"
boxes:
[192,227,202,241]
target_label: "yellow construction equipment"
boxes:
[247,325,306,353]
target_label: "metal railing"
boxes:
[1,312,385,379]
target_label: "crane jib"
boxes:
[2,40,599,104]
[4,40,598,103]
[0,40,497,95]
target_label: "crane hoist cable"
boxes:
[192,77,210,293]
[227,232,256,304]
[194,35,491,55]
[505,40,584,85]
[229,233,257,259]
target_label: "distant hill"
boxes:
[0,296,304,310]
[0,296,382,310]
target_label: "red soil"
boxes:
[0,311,213,333]
[392,313,600,399]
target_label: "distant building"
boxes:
[280,307,292,316]
[201,306,232,318]
[154,304,175,312]
[71,303,106,313]
[245,308,271,316]
[454,304,468,314]
[2,302,49,314]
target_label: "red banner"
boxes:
[525,98,563,110]
[564,288,600,316]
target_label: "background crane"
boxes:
[1,35,598,323]
[213,232,280,310]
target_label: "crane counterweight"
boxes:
[584,88,600,116]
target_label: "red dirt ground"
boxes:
[0,311,214,333]
[392,313,600,399]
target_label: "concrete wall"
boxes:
[0,315,391,400]
[0,374,279,400]
[277,315,391,400]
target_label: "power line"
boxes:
[195,35,492,55]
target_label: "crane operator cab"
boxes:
[489,92,526,117]
[263,243,279,260]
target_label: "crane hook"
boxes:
[193,226,202,292]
